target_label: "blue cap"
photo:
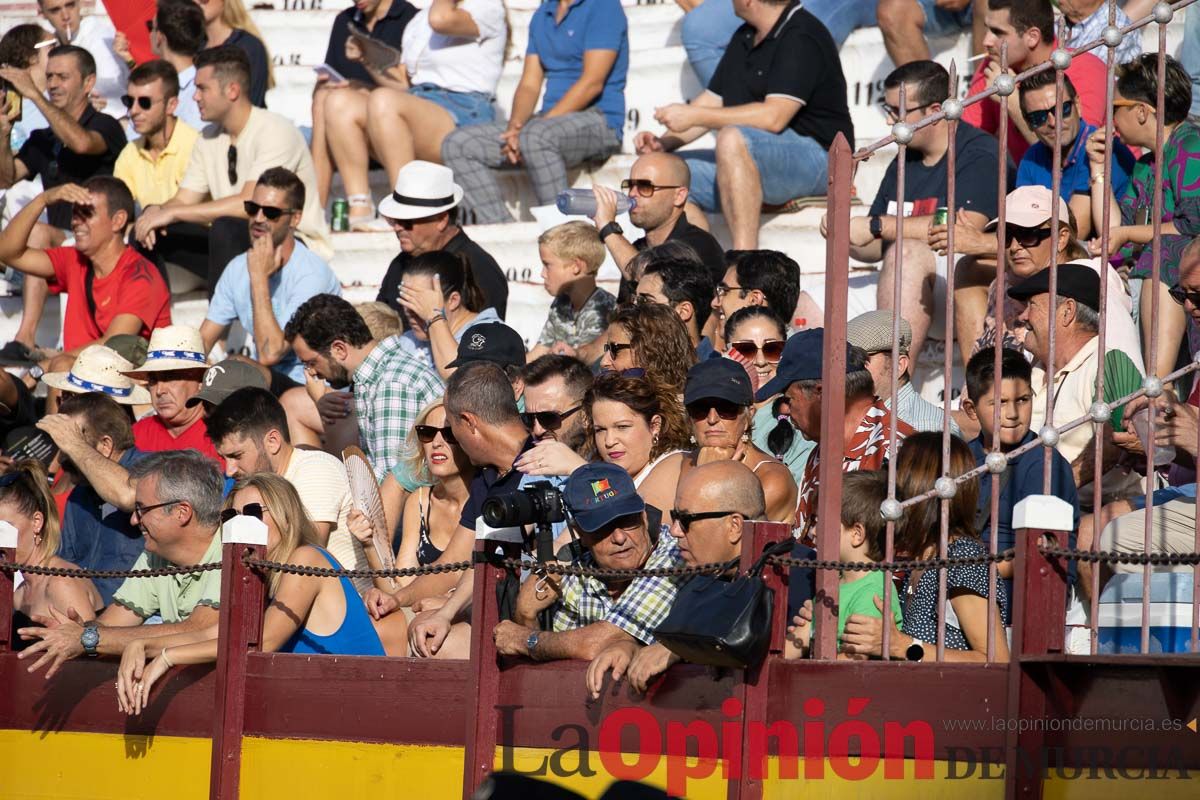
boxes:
[683,357,754,407]
[755,328,861,402]
[564,463,645,533]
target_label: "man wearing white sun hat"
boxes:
[120,325,223,464]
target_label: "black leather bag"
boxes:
[653,541,790,669]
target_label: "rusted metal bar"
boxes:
[938,62,959,664]
[462,548,505,797]
[1042,29,1067,494]
[812,134,853,662]
[0,538,13,653]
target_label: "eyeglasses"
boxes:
[244,200,296,221]
[715,283,755,298]
[1004,225,1054,249]
[145,19,156,33]
[1168,285,1200,306]
[227,145,238,186]
[521,405,582,431]
[730,339,785,362]
[220,503,264,524]
[1023,100,1074,129]
[603,341,633,358]
[1112,98,1141,111]
[414,424,457,445]
[670,508,737,533]
[686,399,744,422]
[133,499,183,519]
[121,94,156,111]
[620,178,683,197]
[882,102,933,122]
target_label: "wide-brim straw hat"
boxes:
[43,344,152,405]
[377,160,464,220]
[121,325,210,378]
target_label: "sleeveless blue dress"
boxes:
[282,548,386,656]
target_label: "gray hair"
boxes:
[1059,294,1100,334]
[445,361,521,426]
[129,450,224,527]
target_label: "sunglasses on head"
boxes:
[730,339,785,362]
[1004,225,1054,249]
[244,200,295,221]
[686,399,744,422]
[1169,285,1200,306]
[121,94,155,111]
[227,145,238,186]
[620,178,683,197]
[670,508,737,533]
[521,405,582,431]
[220,503,264,524]
[1023,100,1074,129]
[414,424,457,445]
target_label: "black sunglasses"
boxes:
[121,94,155,111]
[414,424,457,444]
[686,399,744,422]
[227,145,238,186]
[521,405,582,431]
[1169,285,1200,306]
[134,499,183,519]
[244,200,295,221]
[603,342,633,358]
[1004,225,1054,249]
[620,178,683,197]
[1024,100,1074,129]
[220,503,264,524]
[670,508,737,533]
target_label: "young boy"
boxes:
[961,347,1079,607]
[785,470,903,659]
[528,221,616,364]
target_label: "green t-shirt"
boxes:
[112,531,222,622]
[838,571,904,644]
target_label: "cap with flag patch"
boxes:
[565,462,644,533]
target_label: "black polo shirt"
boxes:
[635,214,726,285]
[325,1,417,86]
[17,105,126,229]
[708,1,854,151]
[459,438,535,533]
[379,229,509,320]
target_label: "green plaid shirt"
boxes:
[353,335,444,479]
[551,525,682,644]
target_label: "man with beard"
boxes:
[285,293,443,478]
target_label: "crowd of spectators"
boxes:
[1,0,1199,700]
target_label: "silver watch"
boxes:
[80,620,100,657]
[525,630,540,655]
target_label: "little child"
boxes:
[529,221,616,364]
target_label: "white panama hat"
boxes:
[377,160,465,220]
[121,325,209,377]
[43,344,152,405]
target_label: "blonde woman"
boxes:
[3,462,102,647]
[192,0,273,106]
[117,474,406,715]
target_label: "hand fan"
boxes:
[342,446,397,589]
[348,22,404,74]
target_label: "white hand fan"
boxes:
[342,446,397,590]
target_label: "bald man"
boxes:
[590,152,726,288]
[585,461,765,697]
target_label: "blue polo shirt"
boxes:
[528,0,629,135]
[1016,121,1136,202]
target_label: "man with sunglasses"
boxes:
[200,167,341,397]
[1014,71,1135,241]
[134,46,332,297]
[590,152,724,287]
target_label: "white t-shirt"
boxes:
[281,447,371,597]
[70,15,129,116]
[401,0,506,96]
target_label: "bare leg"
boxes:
[953,256,996,365]
[11,223,65,349]
[310,83,336,208]
[367,88,457,181]
[323,88,373,220]
[279,385,323,448]
[372,610,410,657]
[876,0,932,67]
[714,127,763,250]
[877,239,938,358]
[1141,279,1185,381]
[683,201,710,231]
[425,620,471,660]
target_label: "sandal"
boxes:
[347,194,378,232]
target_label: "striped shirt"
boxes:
[1062,4,1142,66]
[888,381,961,436]
[353,335,444,479]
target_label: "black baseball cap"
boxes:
[446,322,527,369]
[683,357,754,407]
[1006,261,1100,313]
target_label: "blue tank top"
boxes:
[282,548,386,656]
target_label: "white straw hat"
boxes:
[377,161,464,220]
[121,325,209,377]
[43,345,152,405]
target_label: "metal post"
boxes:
[462,544,506,798]
[0,529,14,653]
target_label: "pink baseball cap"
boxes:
[984,185,1058,231]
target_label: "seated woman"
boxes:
[515,371,692,487]
[4,462,102,649]
[395,251,500,379]
[195,0,272,107]
[599,303,697,396]
[639,358,798,523]
[325,0,506,228]
[839,432,1010,663]
[116,474,405,714]
[352,400,475,588]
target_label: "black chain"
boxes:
[487,555,736,580]
[0,560,223,579]
[767,549,1016,572]
[1038,545,1200,567]
[242,556,474,579]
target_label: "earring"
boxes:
[652,433,659,446]
[689,435,697,445]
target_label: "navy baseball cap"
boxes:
[565,462,645,533]
[756,328,861,402]
[446,322,526,369]
[683,357,754,407]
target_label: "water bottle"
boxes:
[556,188,636,217]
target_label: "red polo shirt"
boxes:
[132,414,223,465]
[47,245,171,351]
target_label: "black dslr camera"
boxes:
[481,481,566,562]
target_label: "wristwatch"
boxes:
[525,630,540,656]
[869,215,883,240]
[28,364,43,381]
[81,620,100,657]
[598,221,624,240]
[905,638,926,663]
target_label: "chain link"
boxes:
[1038,545,1200,566]
[242,556,474,579]
[767,549,1016,572]
[486,555,736,580]
[0,559,222,579]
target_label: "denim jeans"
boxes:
[804,0,971,48]
[680,0,741,88]
[1182,6,1200,117]
[681,126,829,210]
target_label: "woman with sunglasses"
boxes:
[639,358,798,523]
[599,303,696,396]
[724,307,815,486]
[4,462,102,649]
[117,474,404,714]
[395,250,500,379]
